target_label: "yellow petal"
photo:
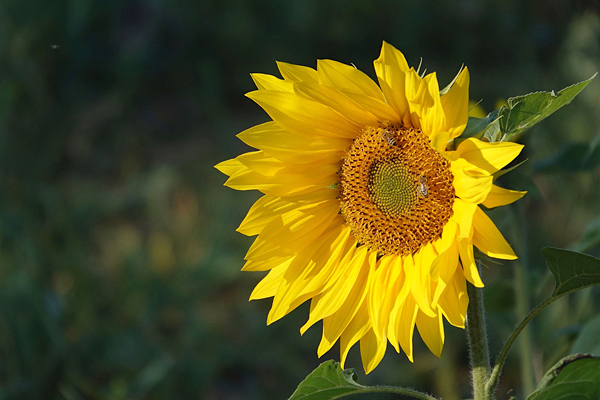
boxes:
[437,268,469,328]
[472,206,517,260]
[451,198,477,239]
[276,61,318,83]
[224,160,338,197]
[373,41,410,117]
[238,195,309,237]
[458,238,484,287]
[296,226,356,300]
[338,303,371,368]
[386,255,414,351]
[246,200,340,261]
[421,72,446,138]
[360,329,387,374]
[337,89,401,122]
[393,295,418,362]
[309,243,366,328]
[416,309,445,357]
[249,261,291,300]
[214,157,244,177]
[237,121,347,165]
[298,229,363,334]
[246,90,359,139]
[317,248,374,356]
[368,255,395,339]
[266,247,322,322]
[433,219,458,257]
[482,185,527,209]
[451,158,494,204]
[293,81,379,127]
[431,243,459,308]
[409,245,436,318]
[457,138,524,174]
[317,59,386,101]
[241,254,293,272]
[266,222,348,323]
[404,68,426,128]
[440,67,470,139]
[431,131,451,153]
[251,73,294,92]
[405,69,447,133]
[236,151,286,176]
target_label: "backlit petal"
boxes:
[277,61,319,83]
[457,138,524,174]
[246,90,360,139]
[482,185,527,208]
[373,41,410,117]
[472,206,517,260]
[441,67,470,139]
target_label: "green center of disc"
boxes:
[369,159,418,216]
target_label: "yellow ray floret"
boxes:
[216,41,526,373]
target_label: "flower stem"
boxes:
[485,296,555,398]
[466,275,492,400]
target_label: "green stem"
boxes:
[513,262,536,394]
[466,277,492,400]
[485,295,557,397]
[512,203,536,395]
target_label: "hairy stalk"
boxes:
[466,275,492,400]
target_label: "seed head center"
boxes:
[339,123,455,256]
[369,160,418,216]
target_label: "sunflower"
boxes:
[216,42,526,373]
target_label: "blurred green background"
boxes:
[1,0,599,399]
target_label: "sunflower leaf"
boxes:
[527,355,600,400]
[497,74,596,142]
[462,109,500,140]
[288,361,437,400]
[541,247,600,297]
[288,361,362,400]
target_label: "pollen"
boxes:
[339,123,455,256]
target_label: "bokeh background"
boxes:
[1,1,600,399]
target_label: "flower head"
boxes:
[216,42,525,373]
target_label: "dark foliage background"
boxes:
[0,0,599,399]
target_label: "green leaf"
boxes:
[461,109,500,140]
[541,247,600,297]
[462,75,596,144]
[288,361,437,400]
[499,74,596,142]
[528,355,600,400]
[571,315,600,355]
[288,361,363,400]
